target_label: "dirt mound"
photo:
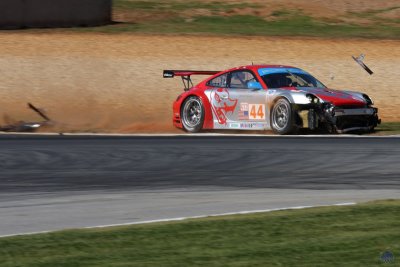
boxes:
[0,33,399,133]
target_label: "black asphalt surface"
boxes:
[0,135,399,193]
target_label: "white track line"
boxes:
[0,202,355,239]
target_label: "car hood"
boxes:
[296,87,366,107]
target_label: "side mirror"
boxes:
[247,81,263,90]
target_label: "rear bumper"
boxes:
[173,101,183,129]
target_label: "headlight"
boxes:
[362,94,373,105]
[306,94,319,104]
[323,102,335,116]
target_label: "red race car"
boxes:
[164,65,380,134]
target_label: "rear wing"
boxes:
[163,70,220,91]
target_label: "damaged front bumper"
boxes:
[298,103,380,133]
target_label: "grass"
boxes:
[82,14,400,39]
[74,0,400,39]
[113,0,259,11]
[1,200,400,266]
[374,122,400,135]
[3,0,399,38]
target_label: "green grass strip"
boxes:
[86,13,400,39]
[375,122,400,135]
[88,0,400,39]
[1,200,400,266]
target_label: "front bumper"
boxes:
[299,104,380,133]
[334,108,376,116]
[333,107,380,133]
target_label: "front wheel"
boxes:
[271,98,296,135]
[181,96,204,133]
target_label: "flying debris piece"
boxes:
[28,103,51,121]
[352,54,373,75]
[0,103,53,132]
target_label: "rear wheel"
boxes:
[181,96,204,133]
[271,98,296,135]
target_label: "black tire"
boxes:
[181,96,205,133]
[271,98,296,135]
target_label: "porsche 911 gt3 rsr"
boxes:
[163,65,380,134]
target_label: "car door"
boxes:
[223,70,268,130]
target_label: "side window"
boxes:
[207,73,228,87]
[229,71,257,89]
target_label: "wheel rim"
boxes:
[272,101,290,131]
[182,98,202,129]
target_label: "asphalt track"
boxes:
[0,134,399,236]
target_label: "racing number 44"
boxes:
[249,104,265,120]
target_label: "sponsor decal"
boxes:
[210,88,238,125]
[239,122,264,129]
[238,103,249,120]
[267,90,276,95]
[229,123,240,129]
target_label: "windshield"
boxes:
[258,68,326,88]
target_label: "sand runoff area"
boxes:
[0,33,399,132]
